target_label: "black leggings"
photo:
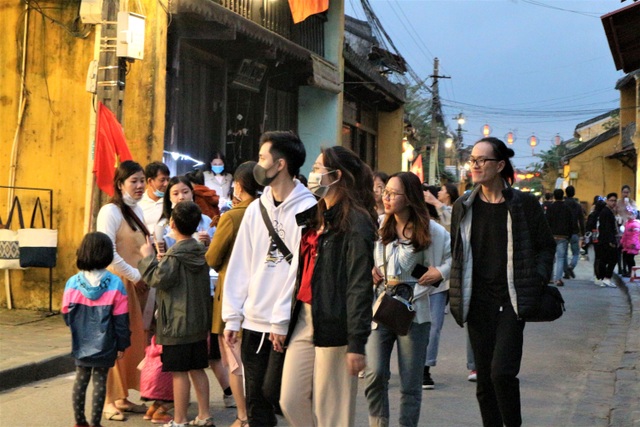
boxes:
[72,366,109,426]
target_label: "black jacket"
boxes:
[565,197,585,236]
[449,186,556,326]
[285,204,376,354]
[595,207,618,246]
[546,200,574,237]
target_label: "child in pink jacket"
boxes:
[620,217,640,277]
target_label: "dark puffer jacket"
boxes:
[449,185,556,326]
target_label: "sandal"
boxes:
[144,401,162,420]
[151,406,173,424]
[102,411,126,421]
[187,416,216,426]
[116,402,148,413]
[235,417,249,427]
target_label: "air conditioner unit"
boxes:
[80,0,103,24]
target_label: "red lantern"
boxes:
[554,134,562,146]
[482,124,491,137]
[528,134,538,148]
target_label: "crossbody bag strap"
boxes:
[259,199,293,264]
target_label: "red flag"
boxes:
[410,154,424,183]
[94,102,133,196]
[288,0,329,24]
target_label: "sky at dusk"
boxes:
[345,0,627,168]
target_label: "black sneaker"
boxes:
[422,370,435,390]
[568,266,576,279]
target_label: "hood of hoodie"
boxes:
[75,272,111,301]
[166,238,208,270]
[260,181,315,213]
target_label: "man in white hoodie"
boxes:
[222,131,316,427]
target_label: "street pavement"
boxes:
[0,257,638,426]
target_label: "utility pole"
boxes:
[84,0,126,232]
[427,58,449,185]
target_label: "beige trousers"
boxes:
[280,303,358,427]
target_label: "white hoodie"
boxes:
[222,182,316,335]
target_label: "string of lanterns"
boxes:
[478,123,563,154]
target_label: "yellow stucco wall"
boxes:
[0,0,166,310]
[377,108,404,174]
[565,136,635,211]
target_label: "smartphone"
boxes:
[411,263,442,287]
[411,264,429,279]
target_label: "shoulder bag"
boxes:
[18,197,58,268]
[0,196,25,270]
[372,244,416,336]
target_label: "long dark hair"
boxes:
[380,172,431,251]
[111,160,146,233]
[475,137,516,185]
[161,176,194,221]
[311,146,377,233]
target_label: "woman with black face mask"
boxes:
[279,146,378,427]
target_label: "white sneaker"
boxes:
[467,370,477,382]
[594,278,604,286]
[223,393,236,408]
[602,278,616,288]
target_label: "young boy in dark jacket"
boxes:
[138,201,214,427]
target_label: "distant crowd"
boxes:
[64,132,588,427]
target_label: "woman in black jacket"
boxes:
[449,137,556,427]
[280,146,378,427]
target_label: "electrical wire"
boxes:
[22,0,92,38]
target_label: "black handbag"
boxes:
[372,245,416,336]
[525,285,566,322]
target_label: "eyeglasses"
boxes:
[608,198,617,203]
[382,189,405,200]
[468,157,499,167]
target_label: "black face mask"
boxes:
[253,161,280,187]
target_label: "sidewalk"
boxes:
[0,260,638,424]
[0,307,73,392]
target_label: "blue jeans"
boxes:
[564,234,580,271]
[425,291,447,366]
[365,321,430,427]
[554,238,568,282]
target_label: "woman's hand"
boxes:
[418,267,443,286]
[224,330,238,349]
[269,332,286,353]
[423,191,443,208]
[372,266,384,285]
[140,236,155,258]
[198,231,211,247]
[346,353,366,376]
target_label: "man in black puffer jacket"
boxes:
[449,137,556,427]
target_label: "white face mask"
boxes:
[122,190,138,207]
[308,171,339,199]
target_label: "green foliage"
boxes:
[404,84,433,149]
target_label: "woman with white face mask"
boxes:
[280,146,378,427]
[203,150,234,211]
[96,160,150,420]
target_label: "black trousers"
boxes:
[468,302,525,427]
[595,244,617,279]
[241,329,278,427]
